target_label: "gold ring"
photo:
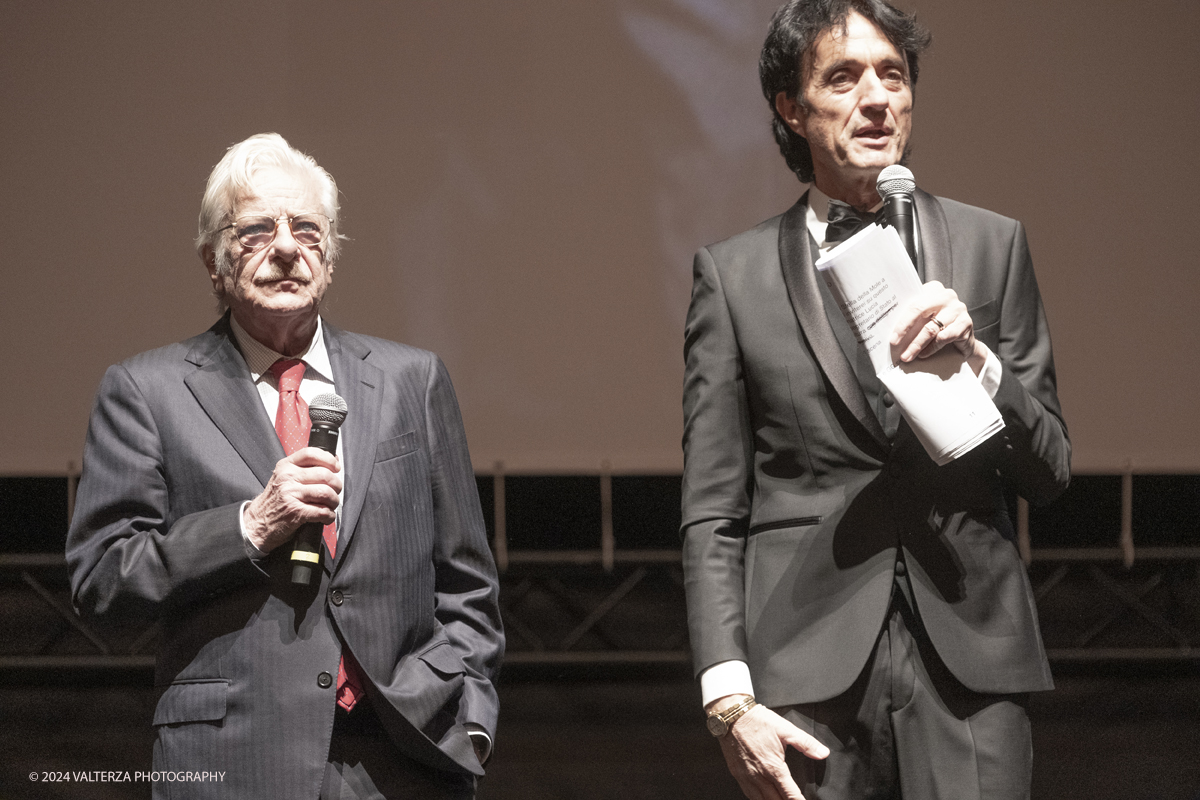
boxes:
[930,318,946,331]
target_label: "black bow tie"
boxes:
[825,202,878,245]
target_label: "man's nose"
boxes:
[858,69,889,111]
[271,220,301,262]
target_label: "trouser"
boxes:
[320,700,475,800]
[780,574,1034,800]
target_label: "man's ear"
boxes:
[201,245,222,292]
[775,91,807,138]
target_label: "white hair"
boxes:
[196,133,345,273]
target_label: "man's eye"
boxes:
[292,218,321,234]
[238,222,273,238]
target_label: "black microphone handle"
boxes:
[882,192,917,267]
[289,522,325,586]
[290,422,341,586]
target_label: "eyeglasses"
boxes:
[217,213,331,251]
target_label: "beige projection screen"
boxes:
[3,0,1197,475]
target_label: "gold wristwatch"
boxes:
[706,695,757,737]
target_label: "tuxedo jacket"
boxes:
[67,315,503,799]
[681,190,1070,708]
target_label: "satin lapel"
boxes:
[325,324,383,571]
[184,318,283,487]
[777,194,889,449]
[915,189,952,287]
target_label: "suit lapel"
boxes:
[778,194,889,449]
[184,317,284,487]
[325,323,383,570]
[915,188,952,287]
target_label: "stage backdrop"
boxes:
[2,0,1197,475]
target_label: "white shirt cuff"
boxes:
[466,725,493,764]
[238,501,268,559]
[699,660,755,707]
[978,342,1002,399]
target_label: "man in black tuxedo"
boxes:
[681,2,1070,798]
[67,133,503,799]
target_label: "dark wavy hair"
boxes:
[760,0,931,183]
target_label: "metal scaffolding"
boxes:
[2,469,1197,672]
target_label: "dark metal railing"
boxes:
[0,468,1196,671]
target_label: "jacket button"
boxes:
[317,671,333,689]
[881,391,894,407]
[330,589,344,606]
[895,560,907,576]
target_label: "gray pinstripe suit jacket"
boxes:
[682,190,1070,708]
[67,315,503,799]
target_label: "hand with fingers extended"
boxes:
[890,280,987,374]
[242,447,342,553]
[712,698,830,800]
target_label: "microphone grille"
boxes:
[876,164,915,197]
[309,393,348,427]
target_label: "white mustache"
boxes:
[255,259,312,284]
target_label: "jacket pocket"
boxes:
[388,639,467,735]
[748,516,822,536]
[418,639,468,677]
[153,679,229,726]
[375,430,418,463]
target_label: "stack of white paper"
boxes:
[815,224,1003,465]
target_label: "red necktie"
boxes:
[269,359,365,712]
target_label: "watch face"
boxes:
[706,715,728,737]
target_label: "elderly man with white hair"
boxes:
[67,133,503,800]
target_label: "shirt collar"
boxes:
[806,184,886,251]
[229,314,334,384]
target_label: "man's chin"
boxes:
[244,295,320,319]
[848,149,901,172]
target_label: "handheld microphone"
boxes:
[290,392,348,586]
[876,164,917,267]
